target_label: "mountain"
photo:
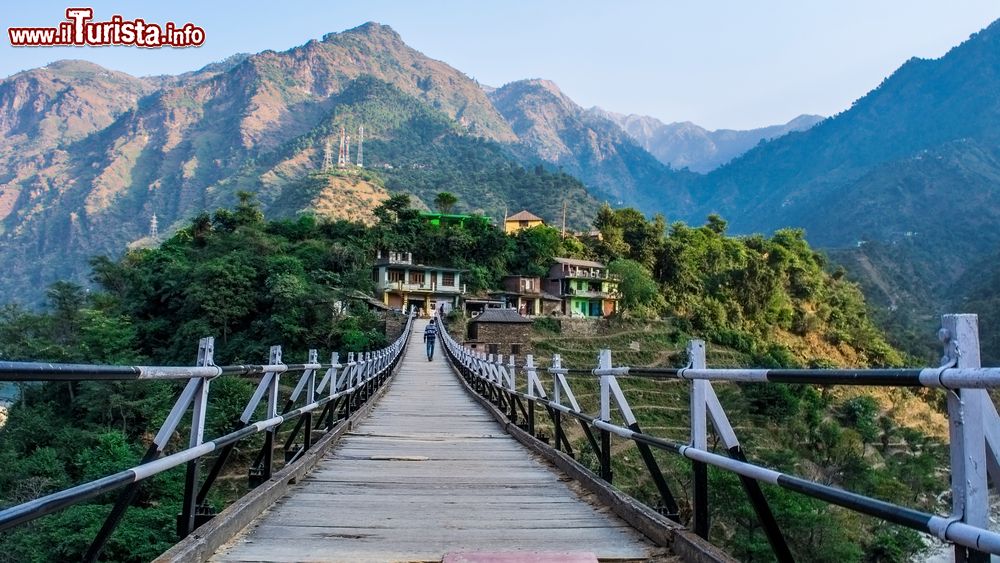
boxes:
[591,109,823,172]
[487,79,696,208]
[665,19,1000,360]
[0,60,156,150]
[0,60,157,225]
[0,23,599,305]
[686,20,1000,241]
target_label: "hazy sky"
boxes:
[2,1,997,129]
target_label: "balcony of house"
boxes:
[378,277,463,295]
[566,287,621,299]
[501,275,543,295]
[373,263,464,296]
[375,249,414,266]
[559,277,620,300]
[561,268,622,281]
[549,258,621,282]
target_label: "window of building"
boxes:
[388,269,404,282]
[442,272,455,286]
[523,278,534,291]
[511,344,522,356]
[488,344,499,356]
[410,271,425,284]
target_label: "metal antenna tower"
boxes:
[322,139,333,171]
[337,126,347,168]
[357,125,364,168]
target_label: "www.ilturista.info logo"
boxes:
[8,8,205,48]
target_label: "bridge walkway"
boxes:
[210,319,666,562]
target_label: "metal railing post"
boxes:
[527,354,539,439]
[326,352,339,428]
[179,337,213,536]
[689,339,710,539]
[942,314,989,563]
[304,349,317,451]
[598,349,613,482]
[548,354,561,452]
[507,354,518,424]
[343,352,356,418]
[262,345,282,481]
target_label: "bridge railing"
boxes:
[0,309,415,562]
[438,313,1000,563]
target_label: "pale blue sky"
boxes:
[1,1,997,129]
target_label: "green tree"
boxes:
[841,396,880,448]
[46,281,85,346]
[511,225,563,277]
[608,258,664,318]
[183,255,257,343]
[592,203,630,261]
[433,191,458,213]
[706,213,728,234]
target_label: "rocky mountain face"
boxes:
[0,61,157,223]
[591,109,823,172]
[488,79,695,208]
[0,23,595,304]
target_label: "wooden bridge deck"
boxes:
[211,319,665,562]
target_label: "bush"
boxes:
[841,395,880,444]
[532,316,561,334]
[742,383,800,421]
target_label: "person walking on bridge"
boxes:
[423,318,438,361]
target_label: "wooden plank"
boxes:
[215,532,655,562]
[210,320,658,562]
[214,543,654,563]
[259,515,631,529]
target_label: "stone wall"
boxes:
[558,318,611,337]
[382,311,408,342]
[465,322,533,358]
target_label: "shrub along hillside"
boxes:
[586,205,902,369]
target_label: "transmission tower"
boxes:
[322,139,333,171]
[357,125,364,168]
[150,213,159,240]
[337,126,347,168]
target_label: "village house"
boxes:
[546,257,620,317]
[372,250,463,316]
[489,275,562,316]
[465,308,533,357]
[420,212,492,229]
[503,210,545,234]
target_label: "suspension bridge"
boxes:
[1,312,999,562]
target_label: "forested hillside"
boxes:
[0,193,930,561]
